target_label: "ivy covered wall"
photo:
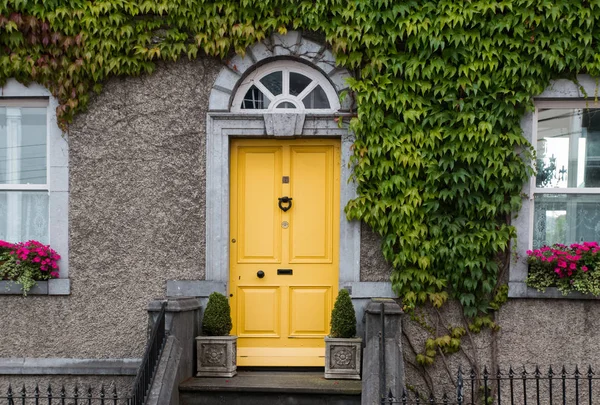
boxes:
[2,0,600,380]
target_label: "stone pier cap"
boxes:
[364,298,403,315]
[148,297,202,312]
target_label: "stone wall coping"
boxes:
[145,335,182,405]
[0,358,141,375]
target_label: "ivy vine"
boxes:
[1,0,598,347]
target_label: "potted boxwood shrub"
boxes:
[324,289,362,380]
[195,292,237,377]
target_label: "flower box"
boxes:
[526,242,600,296]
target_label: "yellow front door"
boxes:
[229,138,340,367]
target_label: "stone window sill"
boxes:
[0,279,70,295]
[508,281,600,300]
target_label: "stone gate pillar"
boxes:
[362,298,405,405]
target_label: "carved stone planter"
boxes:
[195,335,237,377]
[324,337,362,380]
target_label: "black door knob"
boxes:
[257,270,265,278]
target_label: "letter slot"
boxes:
[277,269,293,275]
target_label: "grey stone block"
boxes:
[263,112,306,136]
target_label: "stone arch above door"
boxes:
[208,31,354,113]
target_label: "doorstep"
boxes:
[179,369,361,405]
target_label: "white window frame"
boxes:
[0,79,69,295]
[509,75,600,298]
[528,100,600,250]
[231,60,340,114]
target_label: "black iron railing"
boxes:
[0,384,130,404]
[129,301,168,405]
[383,365,600,404]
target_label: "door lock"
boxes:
[278,196,293,212]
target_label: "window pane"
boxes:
[289,72,312,96]
[0,191,49,243]
[302,86,330,109]
[536,108,600,188]
[241,85,271,109]
[260,71,282,96]
[275,102,296,109]
[533,194,600,249]
[0,107,47,185]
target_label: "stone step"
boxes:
[179,369,362,405]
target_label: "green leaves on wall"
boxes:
[1,0,597,317]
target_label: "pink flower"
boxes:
[558,261,567,268]
[582,266,589,272]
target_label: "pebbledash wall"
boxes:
[0,59,220,388]
[0,31,599,390]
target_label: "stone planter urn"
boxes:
[195,335,237,377]
[324,337,362,380]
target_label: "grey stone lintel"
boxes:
[0,358,141,375]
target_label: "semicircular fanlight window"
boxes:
[236,65,336,112]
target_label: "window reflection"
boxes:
[536,108,600,188]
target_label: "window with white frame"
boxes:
[0,80,69,294]
[231,60,340,113]
[532,101,600,249]
[0,99,49,243]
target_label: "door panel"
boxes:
[289,286,331,336]
[236,147,282,263]
[237,286,280,337]
[289,147,333,262]
[230,138,340,367]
